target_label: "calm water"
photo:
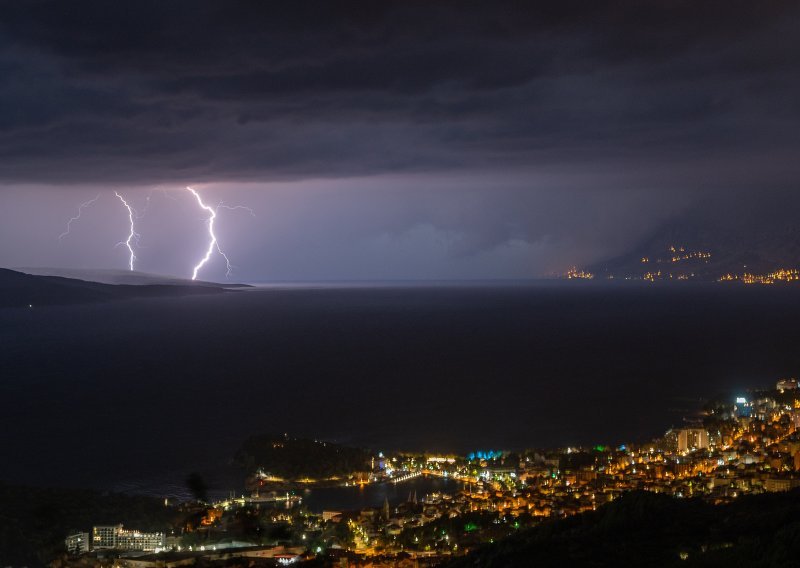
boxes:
[105,468,460,511]
[2,283,799,494]
[300,476,461,512]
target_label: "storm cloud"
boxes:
[0,2,798,279]
[0,1,797,185]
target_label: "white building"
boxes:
[65,532,90,554]
[92,525,119,549]
[677,428,709,453]
[92,524,164,552]
[115,527,165,551]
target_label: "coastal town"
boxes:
[564,243,800,284]
[59,378,800,567]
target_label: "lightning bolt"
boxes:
[58,194,101,241]
[186,187,253,280]
[218,203,256,217]
[186,186,229,280]
[114,191,140,271]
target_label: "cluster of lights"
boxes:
[718,268,800,285]
[640,245,711,267]
[670,251,711,262]
[565,267,594,280]
[570,245,712,282]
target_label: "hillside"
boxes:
[446,489,800,567]
[586,218,800,283]
[0,268,227,308]
[0,482,177,567]
[234,434,373,482]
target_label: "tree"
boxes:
[186,472,209,504]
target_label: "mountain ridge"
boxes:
[0,267,231,308]
[585,218,800,283]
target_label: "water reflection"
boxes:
[299,476,463,512]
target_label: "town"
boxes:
[59,378,800,567]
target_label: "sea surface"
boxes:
[299,476,462,513]
[2,282,799,498]
[104,468,461,509]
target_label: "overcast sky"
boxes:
[1,1,798,281]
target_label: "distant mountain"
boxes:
[0,268,230,308]
[585,219,800,283]
[14,267,250,288]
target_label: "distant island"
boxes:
[235,434,374,489]
[0,268,244,308]
[15,267,253,288]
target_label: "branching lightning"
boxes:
[114,191,140,271]
[57,187,251,278]
[58,194,101,241]
[218,203,256,217]
[186,187,253,280]
[187,186,228,280]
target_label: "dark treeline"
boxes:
[0,482,177,567]
[235,434,373,480]
[445,489,800,567]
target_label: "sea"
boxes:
[2,281,799,505]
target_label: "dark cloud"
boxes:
[1,2,799,280]
[0,1,798,185]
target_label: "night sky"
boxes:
[1,2,799,281]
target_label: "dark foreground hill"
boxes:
[446,490,800,568]
[0,267,228,308]
[0,482,177,567]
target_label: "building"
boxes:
[65,532,90,554]
[764,478,800,492]
[92,525,119,549]
[677,429,709,453]
[116,527,165,552]
[322,510,343,522]
[735,397,751,418]
[661,429,679,452]
[777,378,799,392]
[92,524,164,552]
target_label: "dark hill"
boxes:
[446,489,800,567]
[588,217,800,282]
[0,267,226,308]
[15,267,251,288]
[234,434,372,481]
[0,481,176,567]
